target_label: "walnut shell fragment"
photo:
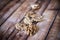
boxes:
[31,4,40,10]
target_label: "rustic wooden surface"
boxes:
[0,0,60,40]
[0,0,12,10]
[0,0,25,25]
[46,11,60,40]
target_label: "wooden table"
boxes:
[0,0,60,40]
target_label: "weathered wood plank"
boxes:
[0,0,25,26]
[0,0,37,40]
[0,0,12,10]
[46,12,60,40]
[27,0,59,40]
[13,31,29,40]
[0,0,20,17]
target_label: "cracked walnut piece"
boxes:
[23,11,36,25]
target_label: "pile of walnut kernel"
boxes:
[15,23,38,36]
[15,4,43,36]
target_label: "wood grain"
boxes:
[46,11,60,40]
[0,0,20,17]
[0,0,25,26]
[0,0,12,10]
